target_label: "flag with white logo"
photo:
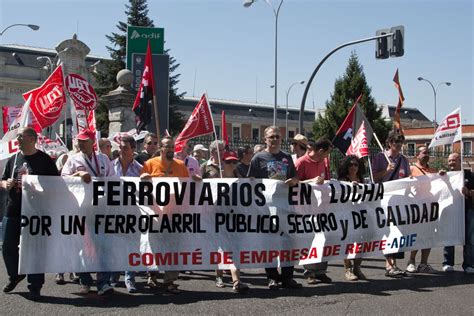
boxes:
[0,95,32,160]
[23,64,66,129]
[429,108,461,148]
[175,93,215,153]
[332,94,374,156]
[132,40,155,132]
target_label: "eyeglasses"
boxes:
[349,162,359,167]
[162,145,175,149]
[146,141,158,145]
[266,135,280,140]
[224,160,238,165]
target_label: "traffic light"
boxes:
[390,25,404,57]
[375,29,390,59]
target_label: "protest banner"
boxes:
[19,172,464,274]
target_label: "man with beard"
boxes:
[140,136,189,293]
[1,127,58,301]
[406,146,438,273]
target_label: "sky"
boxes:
[1,0,473,124]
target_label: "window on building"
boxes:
[233,127,240,140]
[463,141,472,156]
[215,126,221,139]
[444,144,452,154]
[288,130,295,139]
[407,143,416,157]
[252,128,259,140]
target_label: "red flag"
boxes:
[221,110,229,146]
[346,120,370,158]
[393,69,405,134]
[23,64,66,129]
[2,105,41,133]
[175,94,215,153]
[132,40,155,132]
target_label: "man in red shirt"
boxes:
[295,138,333,285]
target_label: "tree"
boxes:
[313,52,391,143]
[94,0,185,136]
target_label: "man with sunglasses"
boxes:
[248,126,301,290]
[1,127,58,301]
[135,133,159,165]
[372,131,411,278]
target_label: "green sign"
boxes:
[126,25,164,69]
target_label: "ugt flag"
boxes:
[175,93,215,153]
[333,95,373,156]
[429,108,461,148]
[22,64,66,129]
[132,40,155,132]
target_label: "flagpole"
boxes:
[206,92,223,179]
[153,95,160,142]
[373,133,391,164]
[367,156,374,183]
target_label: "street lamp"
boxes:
[0,24,39,36]
[417,77,451,127]
[285,80,304,140]
[243,0,283,126]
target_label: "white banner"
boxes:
[429,107,462,148]
[19,172,464,274]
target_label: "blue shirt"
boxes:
[112,158,143,177]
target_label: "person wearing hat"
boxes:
[192,144,208,165]
[291,134,309,162]
[61,128,115,295]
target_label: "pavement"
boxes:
[0,238,473,315]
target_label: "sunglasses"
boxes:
[162,145,175,149]
[349,162,359,167]
[146,141,158,145]
[224,160,238,164]
[266,135,280,139]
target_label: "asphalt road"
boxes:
[0,240,473,315]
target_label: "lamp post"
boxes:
[417,77,451,127]
[285,80,304,140]
[0,24,39,36]
[243,0,283,126]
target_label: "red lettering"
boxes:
[129,253,140,266]
[308,247,318,259]
[240,251,250,264]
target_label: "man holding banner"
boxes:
[1,127,58,301]
[248,126,301,290]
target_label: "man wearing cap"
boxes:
[248,126,301,290]
[295,138,334,285]
[291,134,308,162]
[135,133,159,165]
[406,146,438,274]
[1,127,58,301]
[140,136,189,293]
[192,144,208,165]
[61,129,115,295]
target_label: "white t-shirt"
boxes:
[61,151,115,177]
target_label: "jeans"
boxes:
[2,217,44,290]
[443,207,474,270]
[79,272,112,291]
[110,271,136,282]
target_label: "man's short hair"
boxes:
[387,131,405,144]
[264,125,280,136]
[209,140,224,153]
[22,126,37,141]
[98,138,111,150]
[308,137,333,151]
[121,135,136,149]
[237,146,251,160]
[144,132,158,143]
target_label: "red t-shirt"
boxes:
[295,153,329,181]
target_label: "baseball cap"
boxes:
[193,144,209,152]
[76,129,96,141]
[223,151,238,161]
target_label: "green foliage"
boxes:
[313,52,391,142]
[93,0,185,136]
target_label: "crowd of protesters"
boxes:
[1,126,473,301]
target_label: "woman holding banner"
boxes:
[337,155,367,281]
